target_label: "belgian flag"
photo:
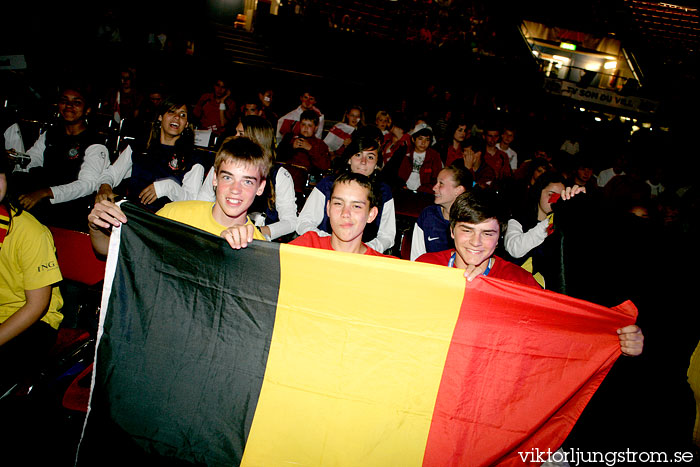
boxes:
[77,203,636,466]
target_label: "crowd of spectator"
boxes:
[1,2,698,460]
[294,0,500,55]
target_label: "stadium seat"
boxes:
[49,227,105,286]
[48,227,105,413]
[399,229,412,260]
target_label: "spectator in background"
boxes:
[432,96,456,144]
[240,94,263,117]
[278,109,330,173]
[503,156,552,208]
[375,110,391,136]
[514,144,554,182]
[324,104,364,159]
[496,125,518,171]
[568,155,598,194]
[462,136,495,189]
[443,119,470,166]
[560,129,581,156]
[504,172,584,289]
[397,124,443,193]
[381,114,411,164]
[104,67,143,126]
[481,123,512,182]
[519,157,551,186]
[645,166,665,198]
[193,77,237,136]
[597,153,627,188]
[139,87,165,123]
[96,8,122,44]
[603,159,651,207]
[136,86,166,135]
[17,85,110,231]
[3,123,25,165]
[276,87,324,143]
[96,96,204,212]
[258,86,278,126]
[410,162,472,260]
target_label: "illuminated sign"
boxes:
[542,78,659,114]
[560,42,577,51]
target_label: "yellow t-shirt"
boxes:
[0,210,64,330]
[156,201,266,241]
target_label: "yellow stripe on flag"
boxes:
[241,245,467,466]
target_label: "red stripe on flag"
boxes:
[422,277,637,466]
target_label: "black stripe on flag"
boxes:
[78,202,281,466]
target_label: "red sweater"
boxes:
[483,148,512,180]
[279,134,330,171]
[290,231,390,257]
[416,250,541,288]
[397,147,443,194]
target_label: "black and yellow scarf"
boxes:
[0,205,10,249]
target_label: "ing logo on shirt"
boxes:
[37,261,58,272]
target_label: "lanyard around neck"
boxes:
[448,252,493,277]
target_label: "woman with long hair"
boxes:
[504,171,585,288]
[297,126,396,253]
[0,153,64,388]
[443,120,470,166]
[197,115,298,240]
[95,96,204,212]
[500,156,552,212]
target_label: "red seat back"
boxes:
[49,227,106,286]
[62,363,93,413]
[400,230,412,260]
